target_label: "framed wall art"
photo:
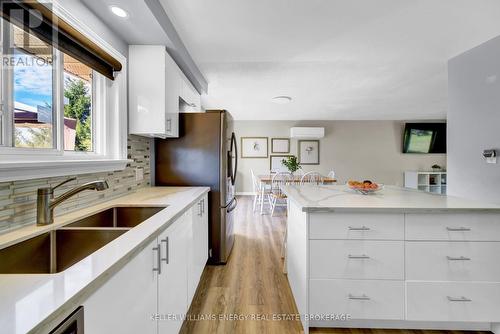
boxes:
[271,138,290,154]
[298,140,320,165]
[270,155,293,173]
[241,137,268,158]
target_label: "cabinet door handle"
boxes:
[348,254,370,259]
[166,118,172,132]
[348,294,370,300]
[197,202,202,216]
[161,237,169,264]
[348,226,370,231]
[202,199,205,215]
[153,245,161,274]
[446,227,471,232]
[447,256,471,261]
[447,296,472,302]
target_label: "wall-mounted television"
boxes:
[403,123,446,154]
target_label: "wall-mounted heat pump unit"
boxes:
[290,127,325,139]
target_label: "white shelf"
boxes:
[405,171,447,195]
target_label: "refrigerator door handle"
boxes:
[221,196,236,209]
[230,132,237,186]
[227,197,238,213]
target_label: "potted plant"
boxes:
[282,156,302,174]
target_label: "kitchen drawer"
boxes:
[406,281,500,322]
[406,212,500,241]
[310,279,404,320]
[406,241,500,281]
[310,240,404,279]
[309,212,404,240]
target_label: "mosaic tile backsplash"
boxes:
[0,135,151,233]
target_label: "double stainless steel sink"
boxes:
[0,206,166,274]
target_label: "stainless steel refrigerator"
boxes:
[154,110,237,264]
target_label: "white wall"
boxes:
[448,35,500,204]
[234,120,446,193]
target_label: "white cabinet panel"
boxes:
[129,45,181,138]
[310,279,404,320]
[406,282,500,322]
[309,213,404,240]
[406,241,500,281]
[406,212,500,241]
[83,239,157,334]
[310,240,404,280]
[188,195,208,303]
[158,213,190,334]
[286,200,309,331]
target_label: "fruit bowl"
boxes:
[347,180,383,195]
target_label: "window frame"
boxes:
[0,3,129,182]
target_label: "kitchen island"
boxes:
[282,184,500,334]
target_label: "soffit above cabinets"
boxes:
[81,0,207,93]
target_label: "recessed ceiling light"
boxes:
[109,5,129,18]
[271,96,292,104]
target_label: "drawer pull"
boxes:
[348,254,370,259]
[348,226,371,231]
[447,296,472,302]
[446,227,471,232]
[348,294,371,300]
[446,256,471,261]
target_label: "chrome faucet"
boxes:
[36,178,109,226]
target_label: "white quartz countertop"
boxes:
[281,184,500,212]
[0,186,209,334]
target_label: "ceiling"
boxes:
[160,0,500,120]
[84,0,500,120]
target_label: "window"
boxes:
[11,25,55,149]
[1,20,97,152]
[63,54,94,152]
[0,6,128,182]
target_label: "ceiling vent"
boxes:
[290,127,325,139]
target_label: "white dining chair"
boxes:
[269,172,293,216]
[251,169,271,212]
[300,171,324,185]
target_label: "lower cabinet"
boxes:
[83,238,158,334]
[309,279,405,320]
[158,212,190,334]
[83,195,208,334]
[187,194,208,303]
[406,281,500,322]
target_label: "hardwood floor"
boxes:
[180,196,491,334]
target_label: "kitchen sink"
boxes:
[65,206,167,228]
[0,229,127,274]
[0,206,167,274]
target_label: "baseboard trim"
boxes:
[310,319,491,331]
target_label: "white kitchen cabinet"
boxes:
[82,195,209,334]
[407,282,500,322]
[188,194,209,303]
[158,211,191,334]
[129,45,181,138]
[310,279,405,320]
[179,71,201,111]
[83,238,158,334]
[309,212,404,240]
[287,200,500,333]
[309,240,404,280]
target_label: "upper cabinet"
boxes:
[129,45,201,138]
[180,73,202,112]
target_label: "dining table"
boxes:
[257,174,337,215]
